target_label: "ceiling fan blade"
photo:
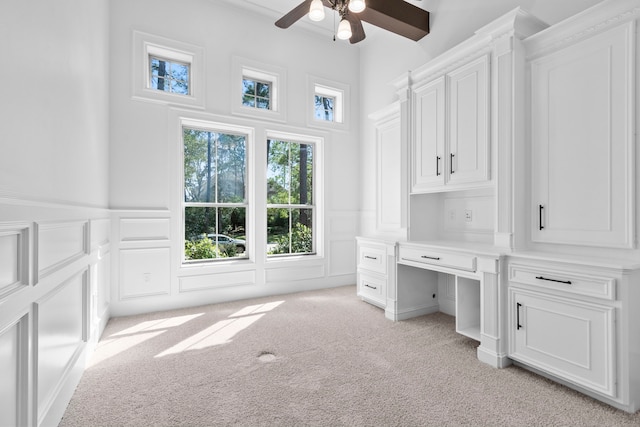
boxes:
[275,0,313,29]
[345,14,366,44]
[359,0,430,41]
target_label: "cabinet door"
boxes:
[447,55,490,186]
[412,76,445,192]
[509,289,616,398]
[530,23,634,247]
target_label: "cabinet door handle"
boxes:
[450,153,455,174]
[364,284,377,290]
[436,156,441,176]
[421,255,441,260]
[364,255,378,261]
[516,302,523,330]
[539,204,544,230]
[535,276,572,285]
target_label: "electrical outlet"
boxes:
[464,209,473,222]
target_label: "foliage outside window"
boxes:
[267,139,314,256]
[314,95,335,122]
[183,128,247,261]
[150,56,190,95]
[242,78,271,109]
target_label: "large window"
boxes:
[183,128,247,261]
[267,139,315,256]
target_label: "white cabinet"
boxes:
[509,287,616,398]
[411,54,490,193]
[528,21,635,248]
[356,237,395,308]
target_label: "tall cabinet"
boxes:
[505,0,640,413]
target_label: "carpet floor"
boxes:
[60,285,640,426]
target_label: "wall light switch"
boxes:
[464,210,473,222]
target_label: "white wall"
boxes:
[108,0,361,315]
[358,0,603,232]
[0,0,111,426]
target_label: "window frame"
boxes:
[232,57,287,122]
[180,119,255,265]
[265,130,324,261]
[307,76,350,131]
[133,31,204,108]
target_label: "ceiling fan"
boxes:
[275,0,430,44]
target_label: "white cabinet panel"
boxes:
[447,55,490,185]
[510,288,616,398]
[530,23,634,248]
[412,77,445,191]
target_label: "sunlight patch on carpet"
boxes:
[154,300,285,358]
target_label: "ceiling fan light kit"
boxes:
[309,0,325,21]
[276,0,430,45]
[337,17,353,40]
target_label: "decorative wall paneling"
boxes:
[0,201,110,427]
[111,210,357,317]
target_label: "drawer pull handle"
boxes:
[364,255,378,260]
[516,302,523,330]
[450,153,455,174]
[436,156,441,176]
[364,284,377,290]
[421,255,441,261]
[539,205,544,230]
[535,276,572,285]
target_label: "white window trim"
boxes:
[132,31,205,108]
[264,129,324,262]
[307,75,350,131]
[178,117,255,266]
[232,57,287,123]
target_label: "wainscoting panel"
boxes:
[0,223,29,300]
[91,218,111,249]
[120,248,171,299]
[36,220,89,281]
[179,270,256,292]
[329,239,356,277]
[36,269,88,423]
[120,217,171,242]
[265,264,325,283]
[0,315,27,427]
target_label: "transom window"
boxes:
[242,78,271,109]
[183,128,247,261]
[267,139,315,256]
[150,56,190,95]
[313,84,344,124]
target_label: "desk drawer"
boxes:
[399,246,476,272]
[358,244,387,274]
[509,263,615,301]
[358,272,385,305]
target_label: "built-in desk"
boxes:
[393,241,508,368]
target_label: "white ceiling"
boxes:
[217,0,430,44]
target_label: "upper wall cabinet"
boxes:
[527,9,636,248]
[412,54,490,193]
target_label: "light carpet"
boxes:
[60,285,640,426]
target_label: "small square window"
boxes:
[132,31,204,108]
[242,78,271,109]
[150,56,190,95]
[314,95,335,122]
[308,77,349,130]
